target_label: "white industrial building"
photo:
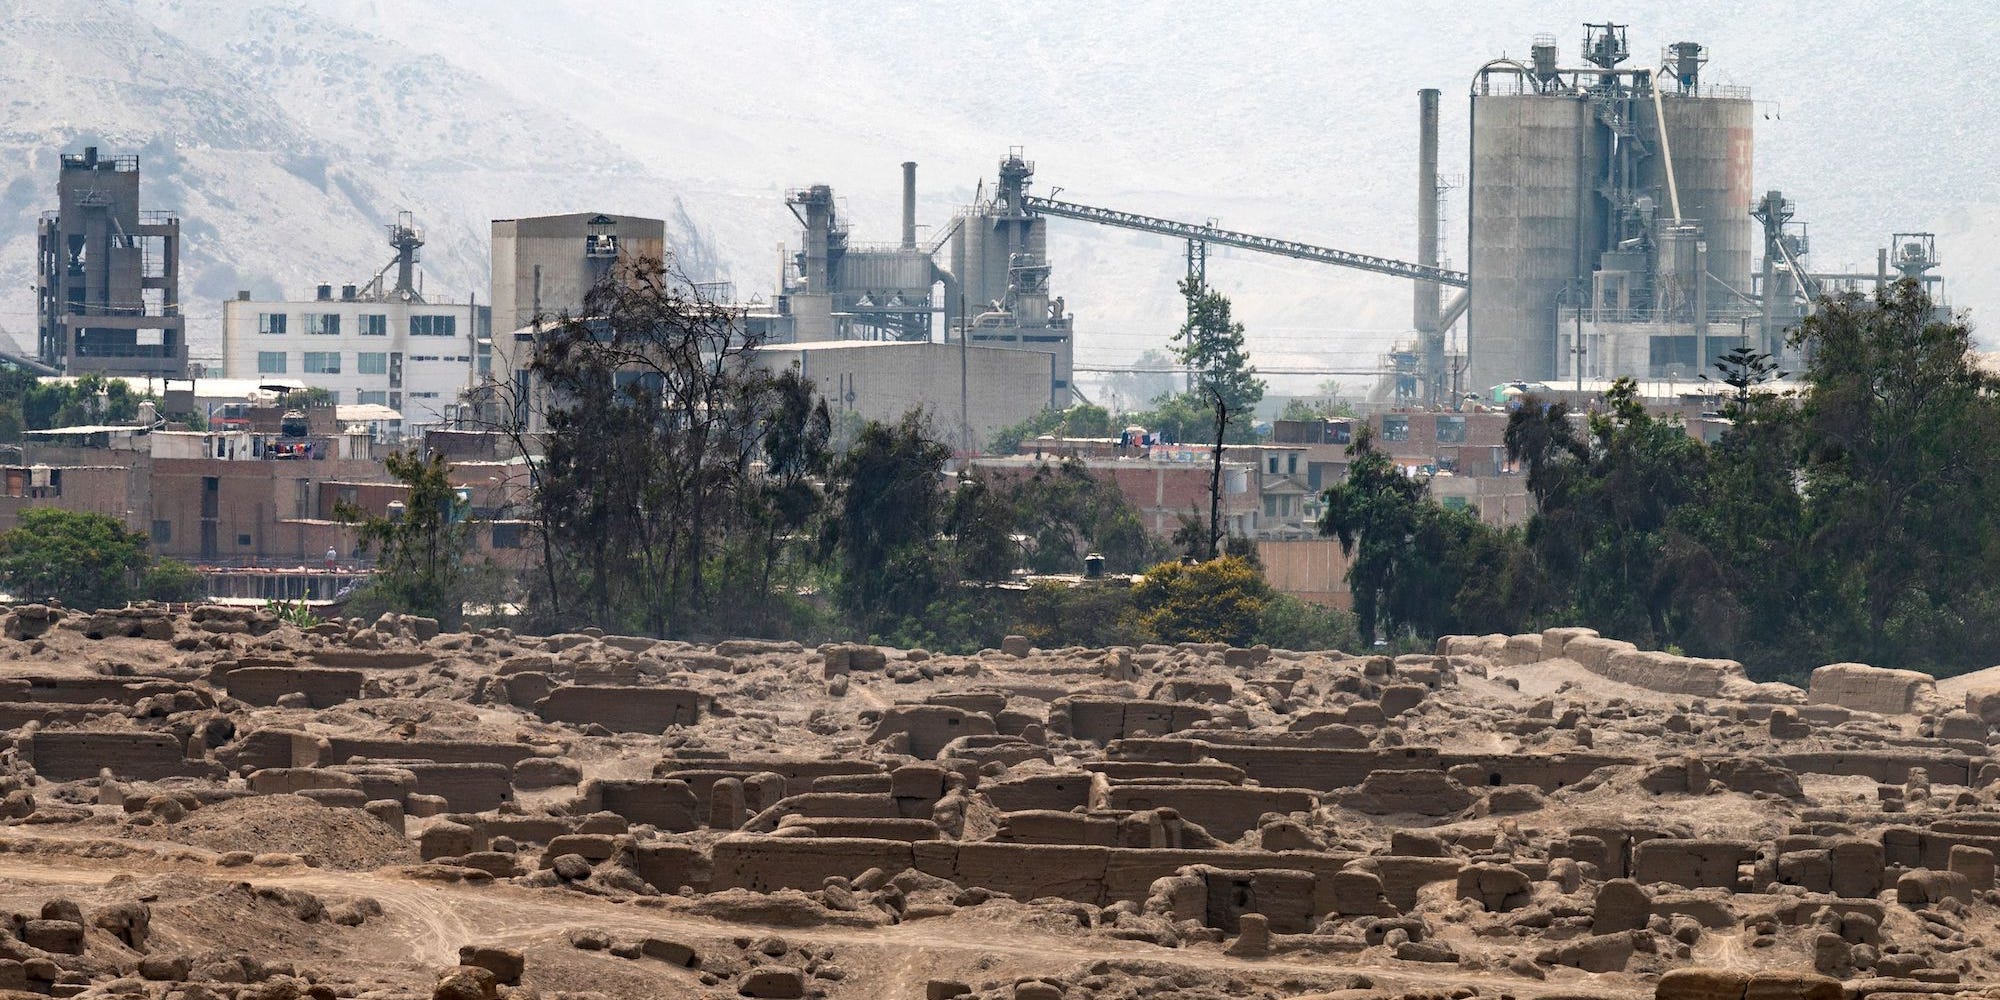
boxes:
[748,340,1053,453]
[220,287,489,436]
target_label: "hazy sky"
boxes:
[6,0,1995,377]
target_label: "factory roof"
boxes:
[753,339,944,351]
[336,404,403,423]
[36,376,305,399]
[22,424,148,436]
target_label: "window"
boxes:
[357,314,388,336]
[236,534,252,547]
[491,523,525,549]
[412,392,440,399]
[1436,416,1467,444]
[1383,416,1409,442]
[151,520,171,545]
[302,351,341,374]
[304,313,340,336]
[357,390,388,405]
[257,351,287,374]
[410,355,440,362]
[258,313,287,335]
[1267,455,1280,474]
[357,352,388,375]
[1263,496,1278,518]
[1286,453,1299,474]
[410,315,456,336]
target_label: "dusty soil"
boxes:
[134,794,420,870]
[0,604,1989,1000]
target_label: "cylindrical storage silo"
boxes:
[1468,93,1599,387]
[1642,92,1755,301]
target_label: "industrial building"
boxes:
[35,147,188,378]
[1459,25,1944,389]
[482,212,667,431]
[219,214,490,436]
[1466,27,1757,386]
[748,339,1052,453]
[760,155,1076,410]
[490,212,667,337]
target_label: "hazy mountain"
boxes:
[0,0,1992,393]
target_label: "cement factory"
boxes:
[0,19,1962,595]
[22,21,1951,431]
[732,21,1944,419]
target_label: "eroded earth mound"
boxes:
[0,602,1993,999]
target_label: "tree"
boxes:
[280,387,334,408]
[1788,280,2000,670]
[1705,346,1788,419]
[750,368,832,597]
[987,403,1114,456]
[337,449,482,628]
[1001,459,1159,574]
[1292,281,2000,679]
[22,374,148,431]
[822,411,952,630]
[1320,426,1531,644]
[1278,394,1358,423]
[0,367,37,443]
[0,509,150,609]
[525,255,773,636]
[1503,379,1710,645]
[1122,391,1228,444]
[946,475,1020,583]
[140,558,204,603]
[1012,580,1142,649]
[1172,277,1265,428]
[1254,593,1360,652]
[1132,555,1270,646]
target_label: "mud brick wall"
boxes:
[537,686,701,733]
[222,667,364,708]
[28,731,217,782]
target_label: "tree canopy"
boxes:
[337,448,483,628]
[1172,277,1265,431]
[0,509,151,609]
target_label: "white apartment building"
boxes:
[220,286,491,436]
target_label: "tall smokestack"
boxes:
[1415,89,1440,333]
[901,161,918,250]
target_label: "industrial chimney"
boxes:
[1416,88,1443,404]
[1415,89,1440,333]
[901,161,918,250]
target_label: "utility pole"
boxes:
[1573,299,1585,393]
[1207,387,1227,560]
[958,292,969,453]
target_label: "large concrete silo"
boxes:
[1467,91,1600,386]
[1642,92,1757,299]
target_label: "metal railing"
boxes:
[1558,306,1759,325]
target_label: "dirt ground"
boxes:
[0,606,1990,1000]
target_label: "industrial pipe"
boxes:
[1468,60,1652,96]
[1646,71,1684,223]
